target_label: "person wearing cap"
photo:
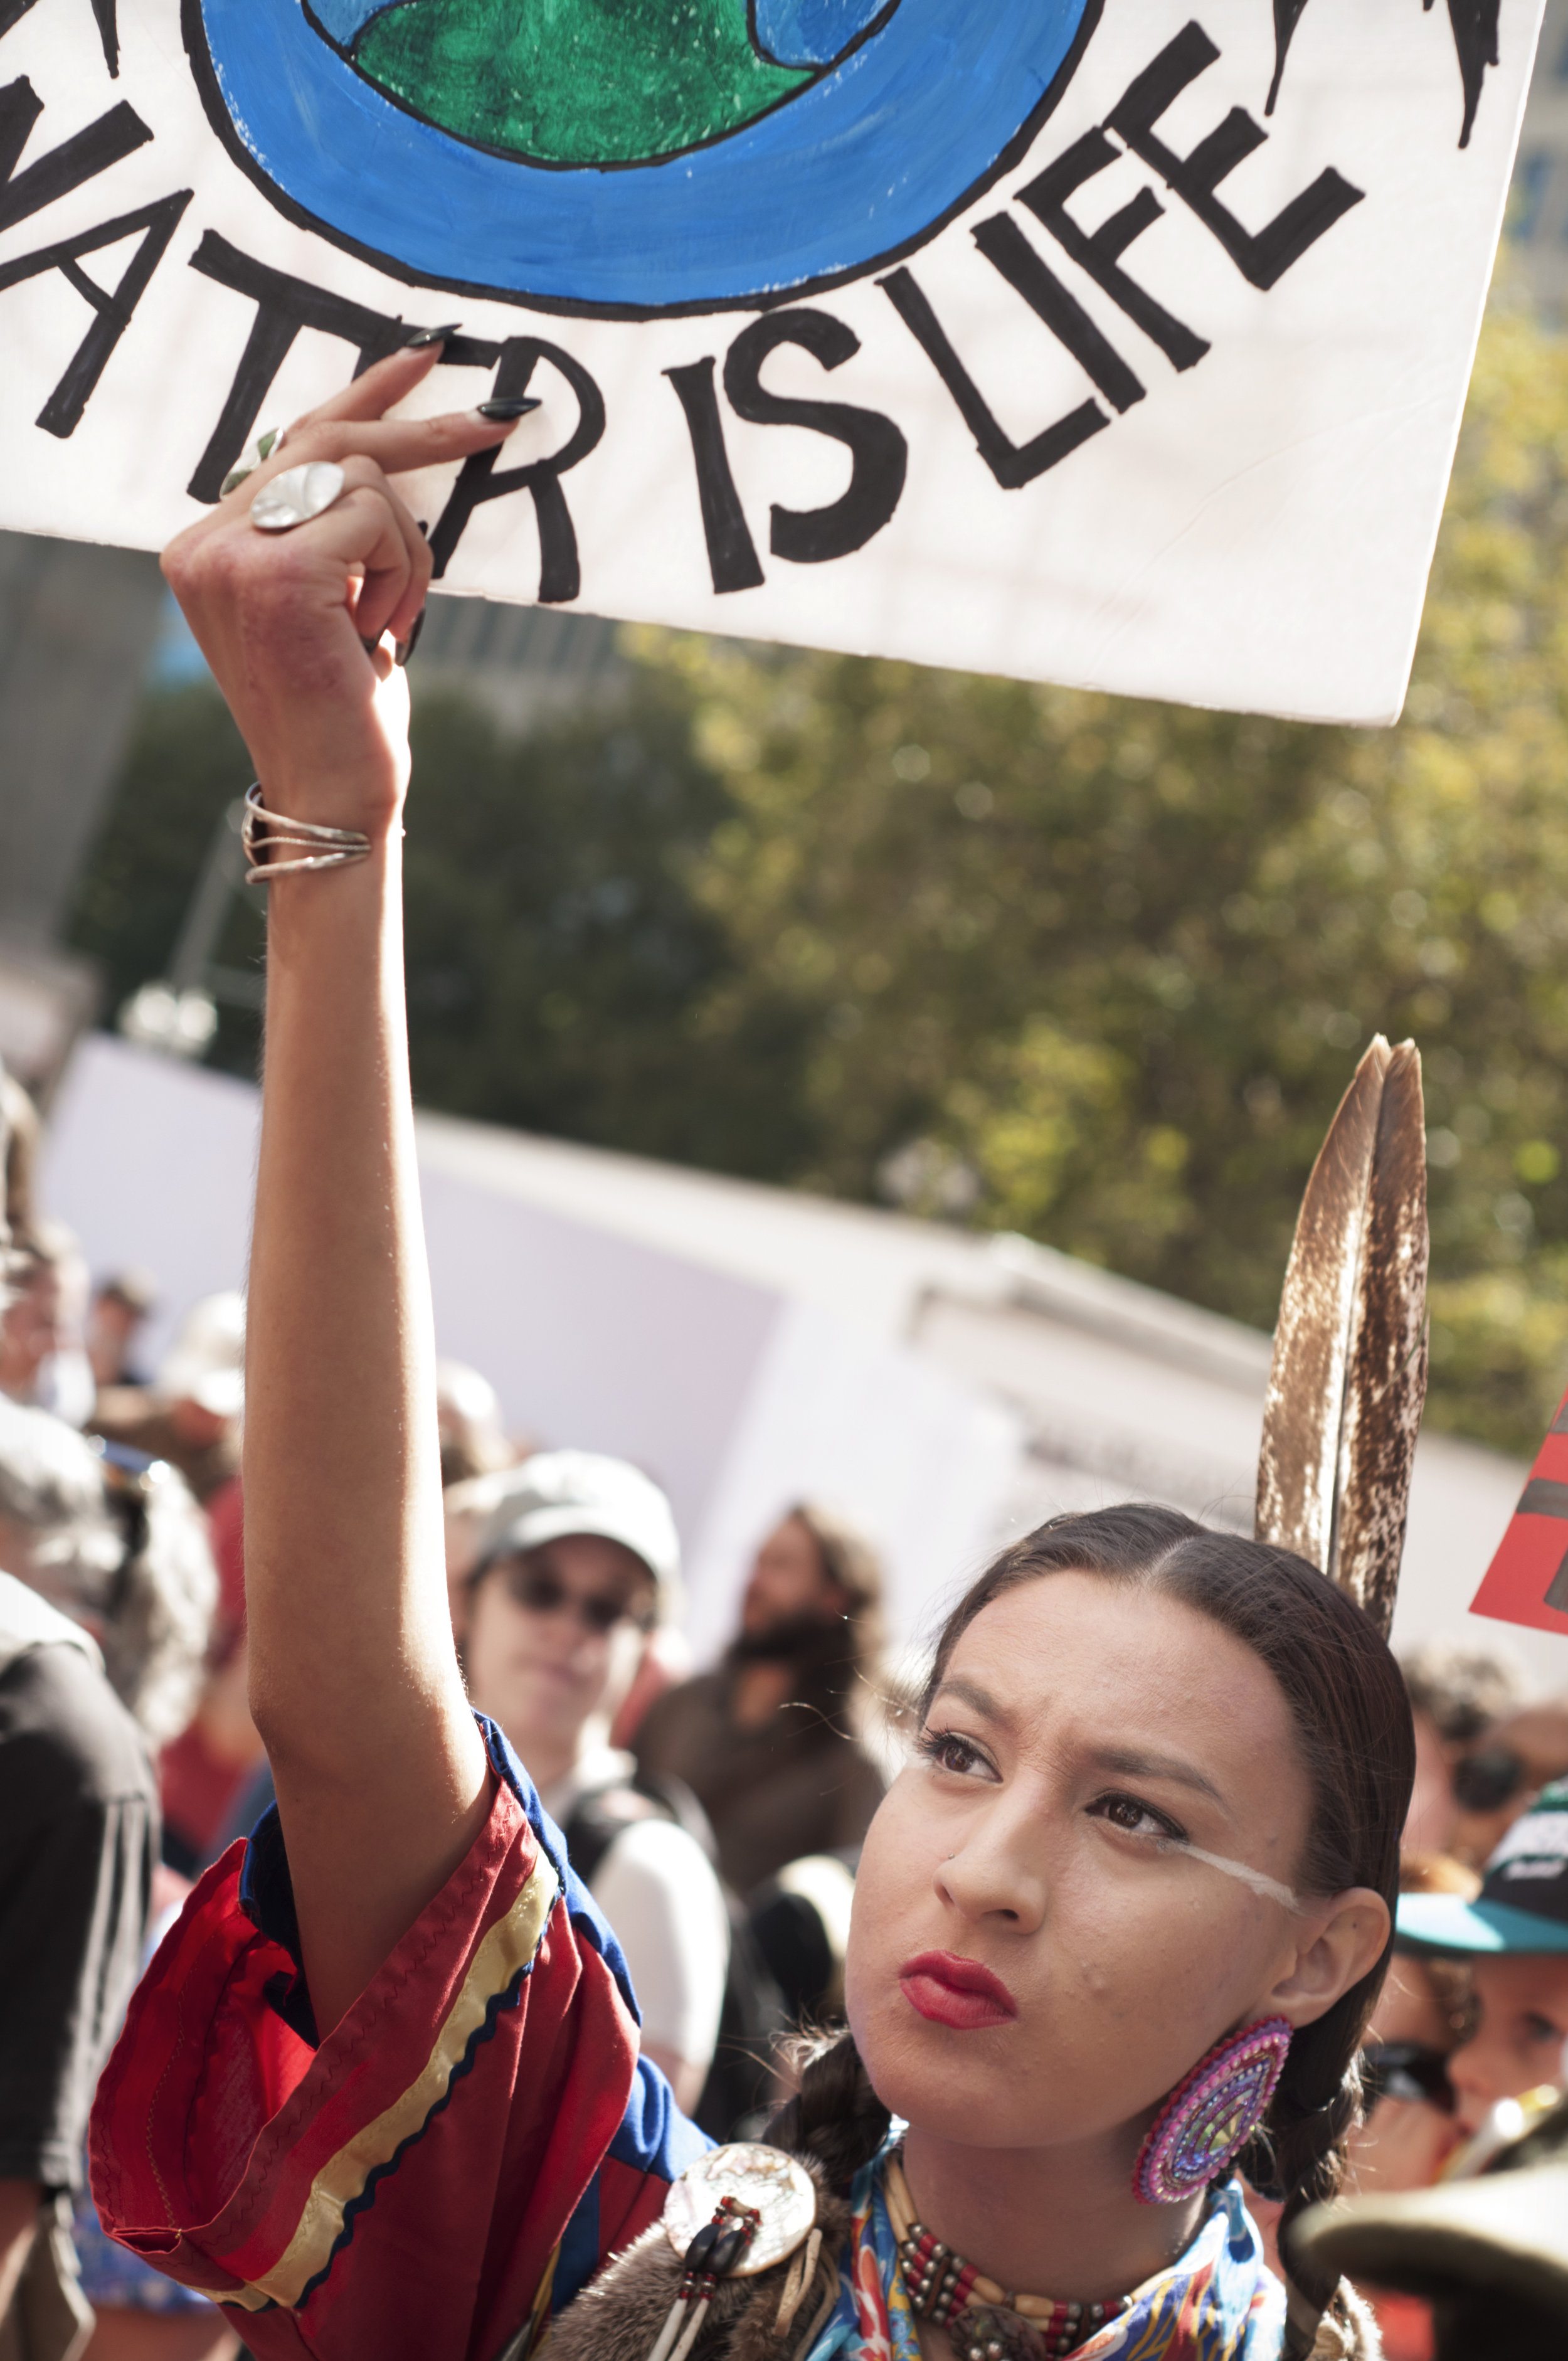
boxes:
[458,1451,729,2114]
[1397,1779,1568,2134]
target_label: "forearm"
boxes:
[161,352,516,2032]
[247,836,487,2027]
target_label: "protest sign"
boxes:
[0,2,1543,721]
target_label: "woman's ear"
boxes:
[1266,1887,1391,2029]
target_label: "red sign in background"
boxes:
[1469,1394,1568,1636]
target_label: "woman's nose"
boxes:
[936,1808,1049,1930]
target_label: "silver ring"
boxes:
[250,462,347,534]
[220,425,285,498]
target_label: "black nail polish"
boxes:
[477,396,541,420]
[395,608,427,668]
[405,322,462,348]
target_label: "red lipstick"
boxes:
[899,1950,1017,2030]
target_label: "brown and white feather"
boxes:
[1255,1037,1428,1638]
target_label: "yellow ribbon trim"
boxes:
[191,1855,559,2313]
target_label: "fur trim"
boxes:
[541,2162,851,2361]
[1309,2279,1383,2361]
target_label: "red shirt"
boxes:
[90,1719,711,2359]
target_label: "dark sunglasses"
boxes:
[493,1559,653,1637]
[1361,2041,1456,2114]
[1451,1747,1527,1814]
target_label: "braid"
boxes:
[764,2027,891,2190]
[1244,1980,1384,2348]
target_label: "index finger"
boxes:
[292,343,448,435]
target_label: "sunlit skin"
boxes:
[1343,1953,1463,2193]
[1448,1955,1568,2131]
[844,1574,1390,2342]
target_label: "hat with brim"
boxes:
[1291,2168,1568,2314]
[1397,1890,1568,1956]
[1396,1782,1568,1956]
[470,1449,681,1612]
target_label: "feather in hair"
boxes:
[1254,1036,1429,1638]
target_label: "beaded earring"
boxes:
[1132,2017,1293,2205]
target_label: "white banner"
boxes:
[0,1,1544,722]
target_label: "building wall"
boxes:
[1512,1,1568,307]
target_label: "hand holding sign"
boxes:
[160,346,518,839]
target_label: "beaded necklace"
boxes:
[882,2155,1133,2361]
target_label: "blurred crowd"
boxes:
[3,1048,1568,2361]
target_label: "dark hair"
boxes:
[793,1499,885,1686]
[770,1502,1413,2326]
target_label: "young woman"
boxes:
[90,349,1409,2361]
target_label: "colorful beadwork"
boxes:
[893,2219,1129,2359]
[1132,2016,1293,2205]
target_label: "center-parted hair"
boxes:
[769,1501,1414,2330]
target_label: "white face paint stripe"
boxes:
[1160,1840,1300,1911]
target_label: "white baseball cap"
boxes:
[472,1449,681,1608]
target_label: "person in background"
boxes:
[84,1273,158,1394]
[1399,1781,1568,2140]
[0,1394,160,2360]
[1338,1855,1478,2361]
[1399,1635,1527,1855]
[0,1398,227,2359]
[93,1296,257,1874]
[92,1294,245,1507]
[1445,1697,1568,1870]
[458,1451,729,2113]
[0,1222,93,1430]
[635,1502,886,1897]
[435,1357,516,1489]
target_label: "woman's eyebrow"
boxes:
[928,1675,1007,1725]
[1086,1743,1227,1809]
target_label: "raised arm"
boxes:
[163,352,521,2031]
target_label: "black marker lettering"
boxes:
[879,264,1110,491]
[0,190,190,435]
[186,234,420,501]
[665,357,765,595]
[428,337,604,603]
[1106,21,1362,291]
[0,75,149,230]
[970,215,1146,415]
[1015,129,1209,375]
[721,308,907,564]
[1,3,118,75]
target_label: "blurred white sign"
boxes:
[0,1,1544,721]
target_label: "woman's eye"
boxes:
[1525,2012,1565,2047]
[919,1729,989,1778]
[1089,1791,1184,1842]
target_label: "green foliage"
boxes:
[70,672,813,1175]
[68,684,265,1076]
[639,287,1568,1452]
[71,285,1568,1453]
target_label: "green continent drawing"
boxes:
[351,0,813,166]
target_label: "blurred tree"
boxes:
[652,287,1568,1453]
[69,285,1568,1451]
[69,672,815,1175]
